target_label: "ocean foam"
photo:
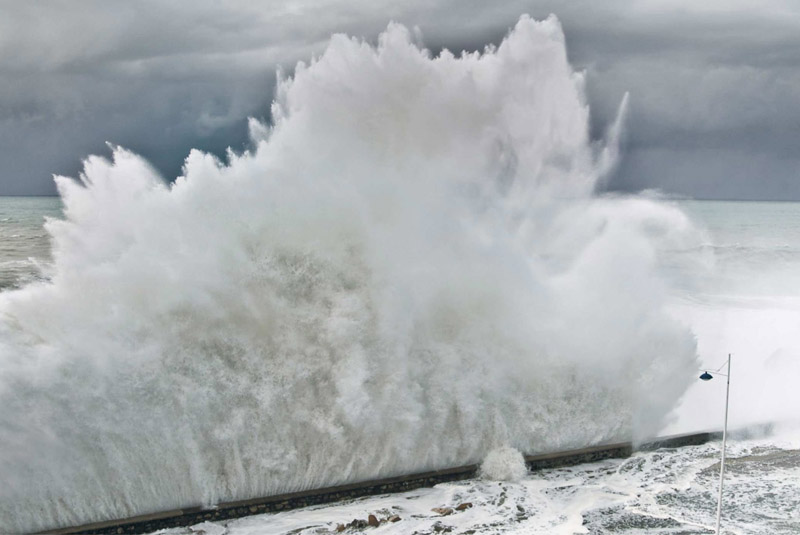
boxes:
[479,446,527,481]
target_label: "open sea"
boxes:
[0,196,62,290]
[1,195,798,534]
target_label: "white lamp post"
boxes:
[699,353,731,535]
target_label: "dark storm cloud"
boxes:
[581,11,800,199]
[1,0,799,198]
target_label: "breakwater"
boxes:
[40,431,723,535]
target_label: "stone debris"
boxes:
[432,521,453,532]
[335,513,402,530]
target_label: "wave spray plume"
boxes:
[0,16,697,532]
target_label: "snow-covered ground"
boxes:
[153,428,799,535]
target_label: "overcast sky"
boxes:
[1,0,799,199]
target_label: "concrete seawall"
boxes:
[40,431,723,535]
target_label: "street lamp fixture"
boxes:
[699,354,731,535]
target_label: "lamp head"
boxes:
[699,371,713,381]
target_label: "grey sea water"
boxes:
[0,196,62,290]
[678,200,800,297]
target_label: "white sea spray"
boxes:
[0,16,698,532]
[479,446,527,481]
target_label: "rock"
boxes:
[349,518,368,528]
[367,514,379,527]
[336,524,346,532]
[387,515,401,522]
[455,502,473,511]
[431,507,454,516]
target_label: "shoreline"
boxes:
[40,430,727,535]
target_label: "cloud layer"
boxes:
[1,0,799,198]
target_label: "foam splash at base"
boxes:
[479,446,527,482]
[0,16,698,532]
